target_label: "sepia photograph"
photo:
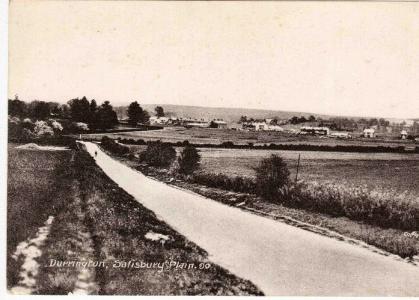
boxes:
[4,0,419,296]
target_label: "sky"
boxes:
[8,1,419,119]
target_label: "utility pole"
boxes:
[295,154,301,183]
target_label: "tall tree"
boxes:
[178,145,201,175]
[89,99,98,128]
[127,101,149,125]
[68,97,91,123]
[8,96,27,117]
[96,101,118,129]
[90,99,97,114]
[29,101,51,120]
[239,115,248,123]
[127,101,143,126]
[155,106,165,118]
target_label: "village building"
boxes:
[363,128,376,138]
[210,119,228,129]
[400,130,408,140]
[252,122,269,131]
[183,118,209,128]
[267,125,284,132]
[330,132,352,139]
[149,116,170,125]
[300,126,330,136]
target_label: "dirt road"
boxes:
[81,141,419,296]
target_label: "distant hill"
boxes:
[114,104,330,124]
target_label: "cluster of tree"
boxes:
[68,97,118,130]
[8,97,71,120]
[9,96,120,130]
[289,115,316,124]
[139,141,201,175]
[357,118,390,127]
[239,116,279,124]
[8,116,64,141]
[239,115,316,125]
[155,106,165,117]
[126,103,166,126]
[319,117,358,131]
[318,117,391,131]
[127,101,150,126]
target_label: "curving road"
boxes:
[81,141,419,296]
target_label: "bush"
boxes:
[33,120,54,137]
[101,136,129,156]
[178,145,201,175]
[221,141,235,148]
[73,122,89,132]
[190,173,256,194]
[254,154,290,200]
[139,141,176,167]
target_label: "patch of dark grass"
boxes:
[7,143,73,288]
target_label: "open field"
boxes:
[198,148,419,196]
[7,143,73,288]
[81,127,416,148]
[126,145,419,196]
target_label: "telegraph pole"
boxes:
[295,154,301,183]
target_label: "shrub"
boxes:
[139,141,176,167]
[33,120,54,137]
[221,141,235,148]
[178,145,201,175]
[73,122,89,132]
[254,154,290,200]
[190,173,256,194]
[101,136,129,156]
[50,120,63,132]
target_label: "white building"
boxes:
[330,132,352,139]
[363,128,376,138]
[149,116,170,125]
[267,125,284,132]
[211,119,228,129]
[300,126,330,136]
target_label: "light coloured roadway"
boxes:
[81,141,419,296]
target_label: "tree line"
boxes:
[239,115,317,125]
[9,96,166,131]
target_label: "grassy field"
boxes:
[125,145,419,197]
[81,127,416,147]
[7,143,73,288]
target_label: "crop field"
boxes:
[81,127,415,148]
[127,145,419,197]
